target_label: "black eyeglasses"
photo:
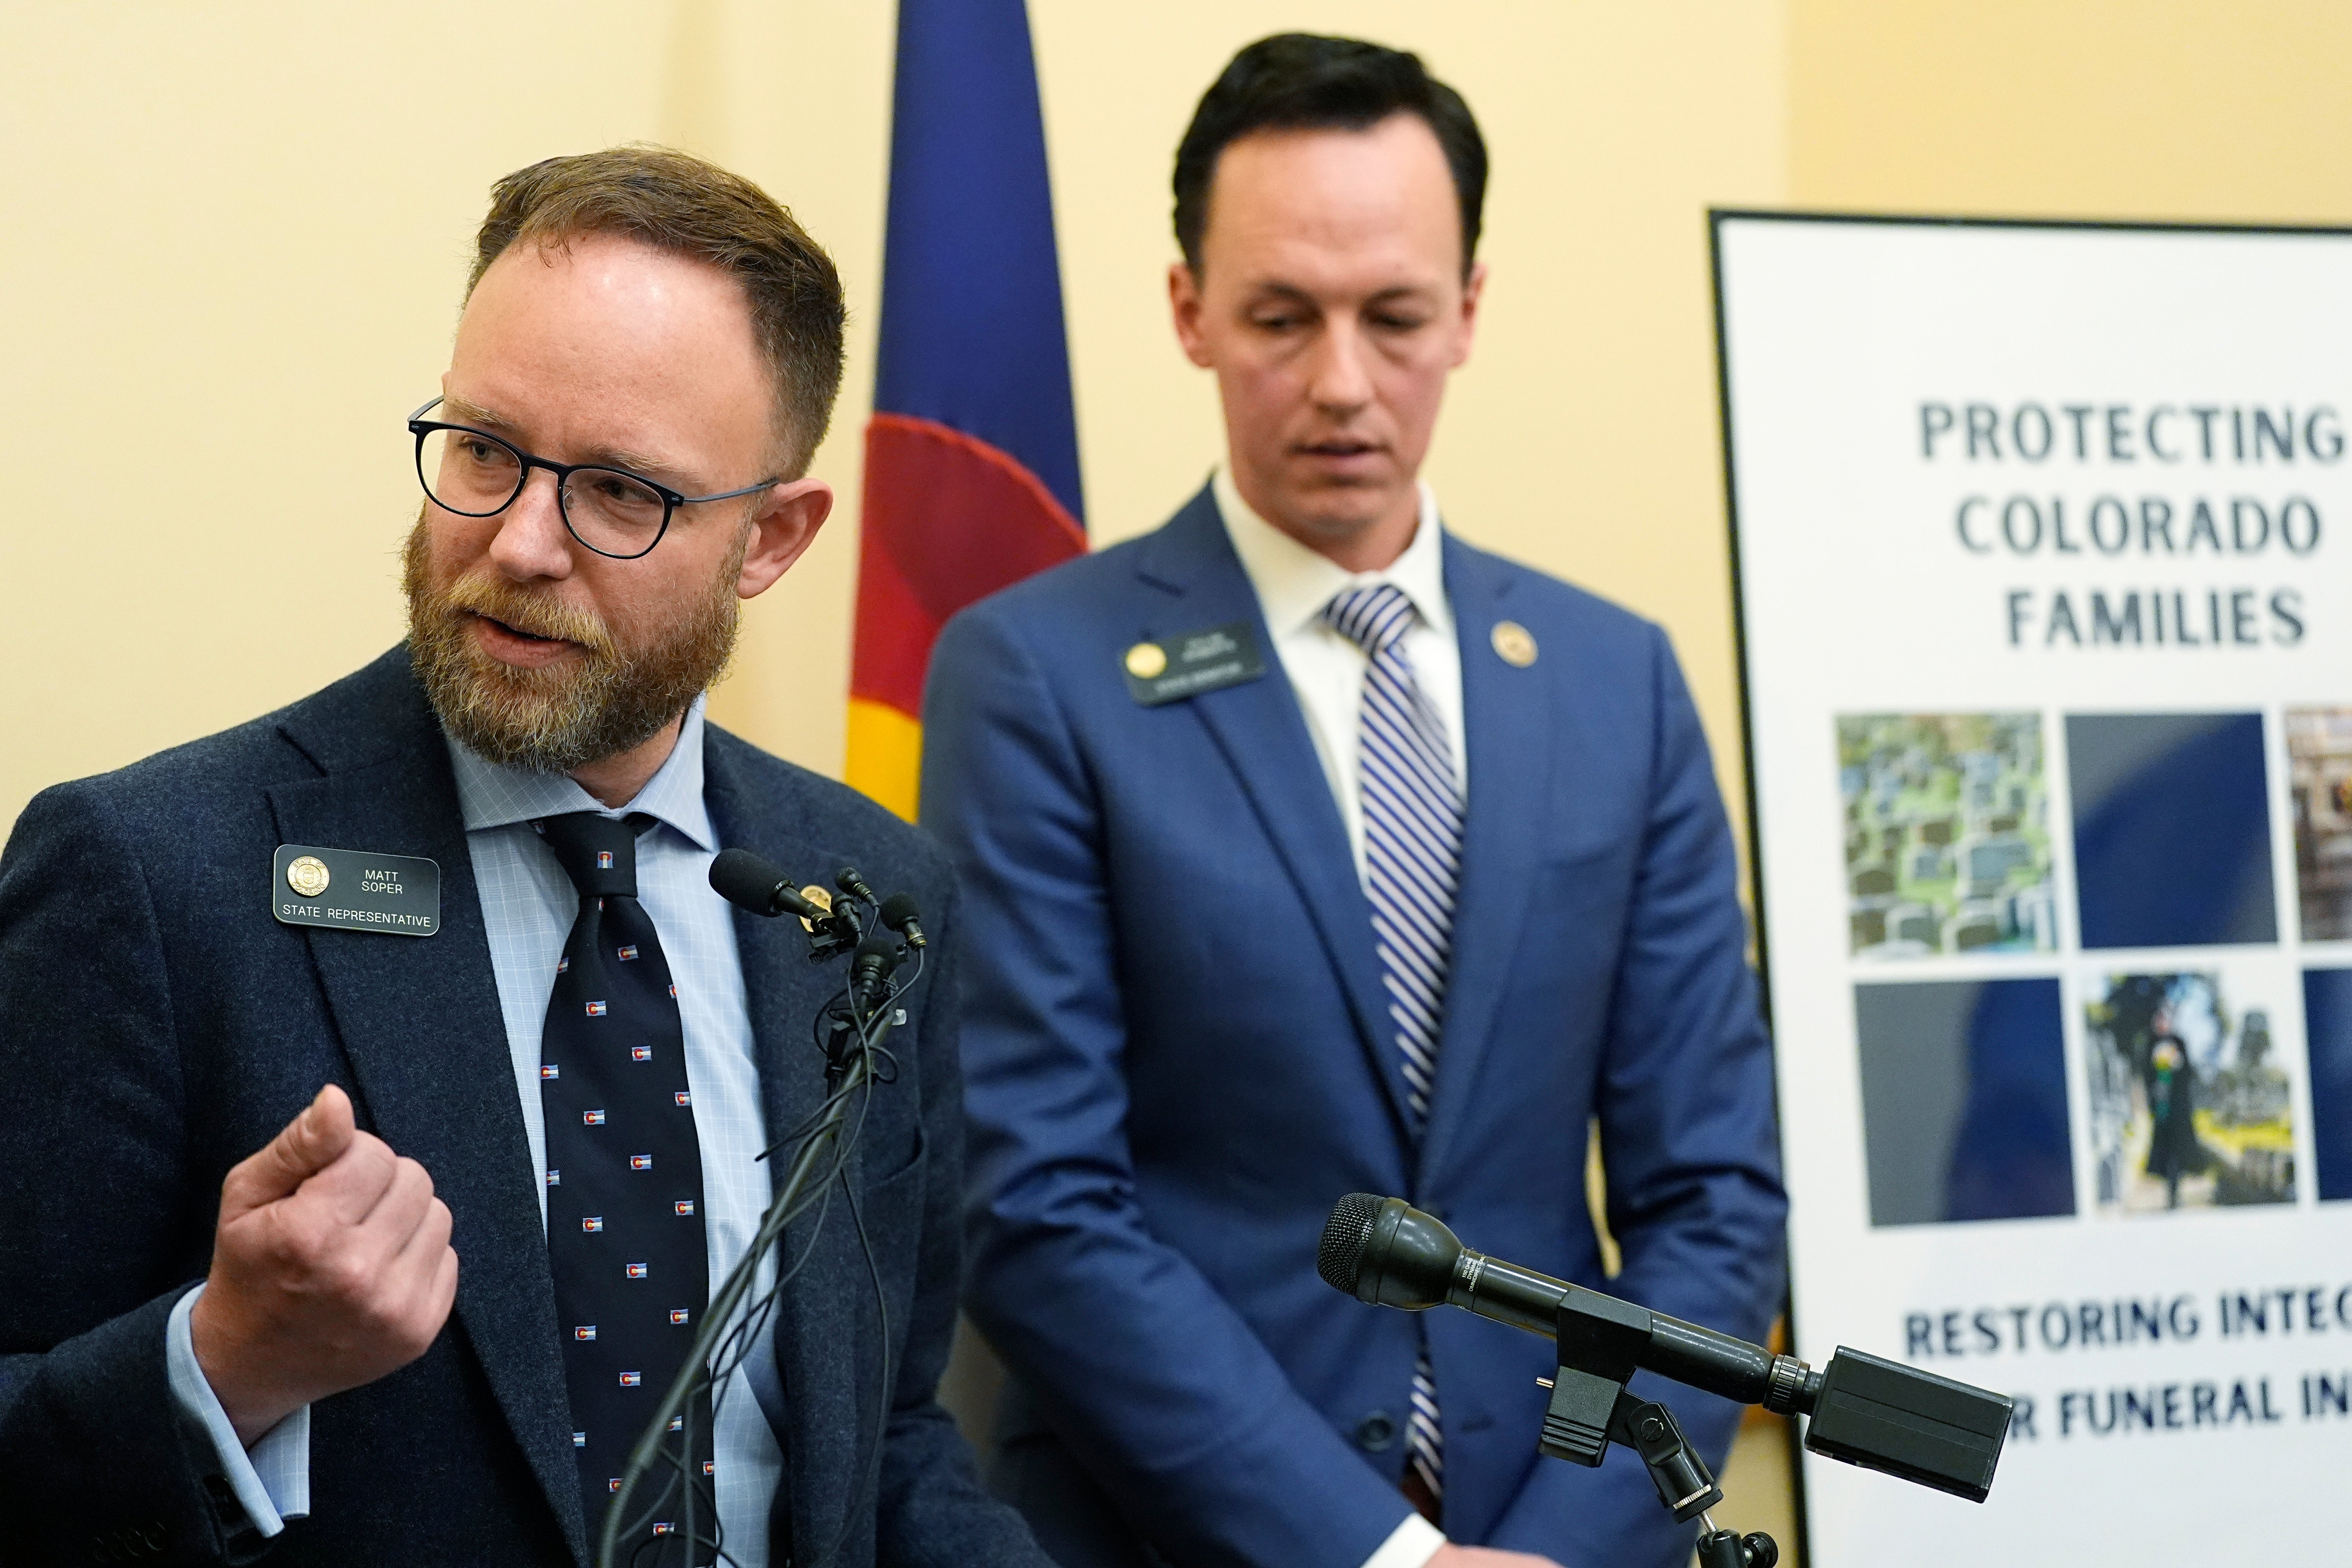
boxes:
[407,397,780,560]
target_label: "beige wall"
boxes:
[11,3,2352,832]
[1791,1,2352,222]
[0,0,1781,840]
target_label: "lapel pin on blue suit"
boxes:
[270,844,442,935]
[1491,620,1539,668]
[1123,622,1268,706]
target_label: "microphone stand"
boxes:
[597,872,906,1568]
[1321,1196,2012,1565]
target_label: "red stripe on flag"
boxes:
[851,412,1085,720]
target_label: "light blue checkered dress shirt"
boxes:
[169,695,787,1562]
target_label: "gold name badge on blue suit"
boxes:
[1123,622,1268,707]
[271,844,441,936]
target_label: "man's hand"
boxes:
[1429,1548,1565,1568]
[190,1084,459,1445]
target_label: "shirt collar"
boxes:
[445,691,716,851]
[1210,466,1451,641]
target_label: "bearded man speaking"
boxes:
[0,148,1049,1568]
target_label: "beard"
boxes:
[401,512,746,774]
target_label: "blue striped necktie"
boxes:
[1322,582,1463,1519]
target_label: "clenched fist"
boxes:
[190,1084,459,1445]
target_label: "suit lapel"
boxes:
[1421,539,1552,1175]
[1137,491,1409,1130]
[267,656,584,1559]
[701,743,852,1559]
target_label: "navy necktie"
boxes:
[1323,583,1465,1523]
[536,812,713,1563]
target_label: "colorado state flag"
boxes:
[845,0,1085,818]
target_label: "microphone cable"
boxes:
[599,938,922,1567]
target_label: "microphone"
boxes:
[849,934,901,1011]
[878,893,927,950]
[836,865,880,906]
[1319,1194,2011,1504]
[710,848,828,922]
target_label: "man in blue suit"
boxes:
[0,148,1045,1568]
[922,36,1786,1568]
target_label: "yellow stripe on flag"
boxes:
[846,697,924,822]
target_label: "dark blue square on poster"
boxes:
[2067,713,2276,949]
[1854,978,2074,1225]
[2302,968,2352,1201]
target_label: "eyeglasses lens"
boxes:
[559,468,670,555]
[419,427,524,517]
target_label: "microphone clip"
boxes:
[801,875,871,964]
[1537,1296,1724,1524]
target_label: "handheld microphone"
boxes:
[710,848,828,922]
[878,893,927,950]
[1319,1194,2011,1504]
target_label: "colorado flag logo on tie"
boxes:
[625,1262,648,1279]
[585,1001,608,1017]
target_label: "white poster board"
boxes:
[1714,213,2352,1565]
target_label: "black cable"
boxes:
[802,1153,894,1568]
[598,941,922,1568]
[604,1075,864,1561]
[724,959,912,1568]
[757,997,901,1568]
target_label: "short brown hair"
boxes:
[468,145,846,478]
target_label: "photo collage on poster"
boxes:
[1838,708,2352,1228]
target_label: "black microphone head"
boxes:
[1319,1194,1462,1310]
[710,848,788,915]
[879,893,923,934]
[1319,1192,1385,1295]
[850,933,902,1003]
[836,865,878,903]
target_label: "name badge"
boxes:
[272,845,442,937]
[1123,622,1268,707]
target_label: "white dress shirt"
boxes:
[168,694,788,1563]
[1211,471,1459,1568]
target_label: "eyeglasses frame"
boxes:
[406,396,782,561]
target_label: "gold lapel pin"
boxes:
[1125,641,1169,680]
[286,855,331,898]
[1491,621,1538,668]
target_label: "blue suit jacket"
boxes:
[921,490,1787,1568]
[0,648,1043,1568]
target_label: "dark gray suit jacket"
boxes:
[0,648,1042,1568]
